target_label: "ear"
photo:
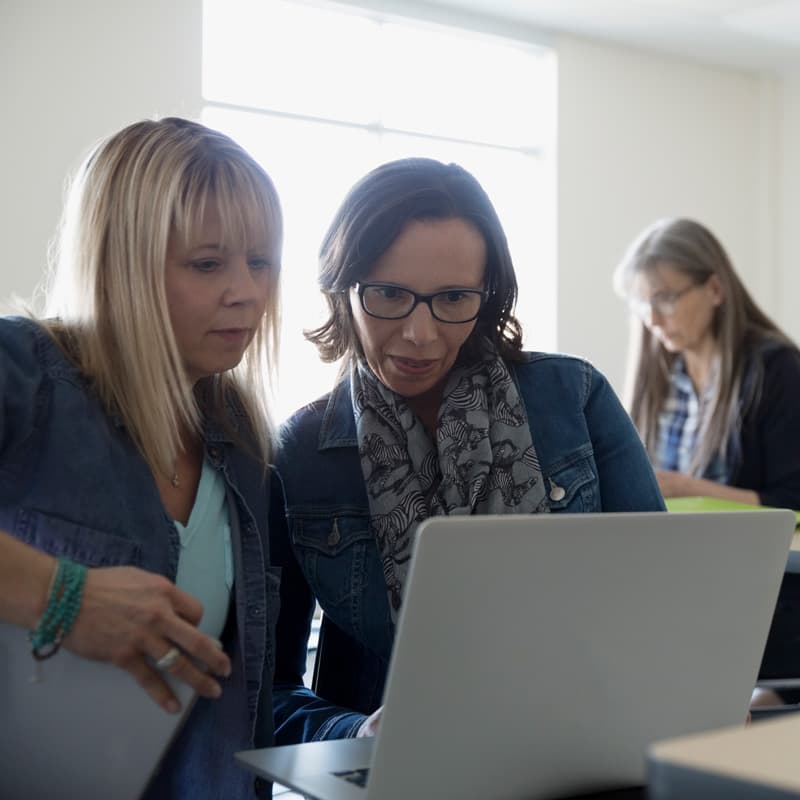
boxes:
[707,274,724,307]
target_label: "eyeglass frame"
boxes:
[628,280,706,320]
[353,282,488,324]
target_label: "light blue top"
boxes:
[174,459,234,639]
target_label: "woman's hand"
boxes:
[655,470,761,505]
[65,566,231,713]
[356,706,383,737]
[750,687,785,709]
[654,469,694,498]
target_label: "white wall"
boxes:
[2,2,797,399]
[557,35,783,392]
[776,73,800,343]
[0,0,203,306]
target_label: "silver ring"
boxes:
[155,646,181,671]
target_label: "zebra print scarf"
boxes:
[352,345,548,620]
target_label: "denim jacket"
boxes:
[271,352,665,744]
[0,317,278,799]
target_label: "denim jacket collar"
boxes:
[319,375,358,450]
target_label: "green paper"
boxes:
[665,496,800,527]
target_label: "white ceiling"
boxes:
[409,0,800,73]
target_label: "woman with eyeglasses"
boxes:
[614,217,800,508]
[269,157,664,745]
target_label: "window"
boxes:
[203,0,556,420]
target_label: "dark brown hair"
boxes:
[305,157,523,364]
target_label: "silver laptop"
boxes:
[237,510,795,800]
[0,622,195,800]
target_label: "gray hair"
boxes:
[615,217,793,475]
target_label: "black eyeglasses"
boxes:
[355,282,487,324]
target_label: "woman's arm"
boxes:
[584,367,666,512]
[0,530,55,628]
[269,471,366,743]
[655,470,760,504]
[739,347,800,509]
[0,530,231,713]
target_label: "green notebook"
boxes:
[665,496,800,527]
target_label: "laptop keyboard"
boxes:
[332,768,370,788]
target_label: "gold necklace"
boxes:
[171,471,180,488]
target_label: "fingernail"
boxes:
[211,682,222,698]
[212,638,223,649]
[166,699,181,714]
[220,656,231,678]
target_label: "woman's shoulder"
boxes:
[510,351,609,412]
[735,338,800,414]
[748,337,800,376]
[0,315,42,355]
[0,316,72,377]
[277,392,334,448]
[511,350,599,385]
[275,379,359,474]
[513,350,593,368]
[757,338,800,361]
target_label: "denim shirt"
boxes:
[270,352,665,744]
[0,317,278,800]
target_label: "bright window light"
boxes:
[203,0,557,421]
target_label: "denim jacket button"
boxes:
[549,481,566,502]
[327,526,341,547]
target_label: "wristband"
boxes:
[30,557,88,660]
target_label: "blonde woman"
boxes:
[614,217,800,509]
[0,118,282,798]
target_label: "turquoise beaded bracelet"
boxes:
[30,557,88,660]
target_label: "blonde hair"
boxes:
[614,217,794,475]
[45,117,282,479]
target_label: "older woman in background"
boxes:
[614,217,800,509]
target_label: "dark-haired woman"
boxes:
[270,158,665,744]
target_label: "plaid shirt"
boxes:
[655,357,728,482]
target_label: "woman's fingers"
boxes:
[162,614,231,679]
[356,706,383,737]
[64,566,232,708]
[169,583,204,627]
[152,642,224,701]
[127,655,183,714]
[124,636,226,713]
